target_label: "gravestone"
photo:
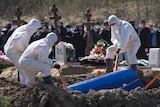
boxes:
[149,48,160,67]
[55,44,66,65]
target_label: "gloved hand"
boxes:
[145,48,149,53]
[116,48,121,54]
[48,59,53,66]
[53,63,60,69]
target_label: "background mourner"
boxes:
[137,20,152,60]
[150,24,160,48]
[71,23,86,62]
[99,20,112,46]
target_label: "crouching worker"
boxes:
[19,32,60,86]
[105,15,141,73]
[4,19,41,83]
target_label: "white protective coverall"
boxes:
[106,15,141,65]
[4,19,41,85]
[19,32,57,86]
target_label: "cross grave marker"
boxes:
[83,8,95,55]
[12,8,25,27]
[50,3,61,41]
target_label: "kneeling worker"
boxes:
[19,32,60,86]
[106,15,141,73]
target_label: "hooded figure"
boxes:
[19,32,59,86]
[4,19,41,85]
[106,15,141,73]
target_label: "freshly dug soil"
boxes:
[0,65,160,107]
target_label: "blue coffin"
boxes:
[67,69,144,93]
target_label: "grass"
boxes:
[0,94,12,107]
[0,60,14,71]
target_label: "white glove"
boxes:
[145,48,149,53]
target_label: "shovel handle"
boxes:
[58,70,68,91]
[145,72,160,89]
[114,53,119,71]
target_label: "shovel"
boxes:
[114,53,119,71]
[145,72,160,89]
[58,69,68,91]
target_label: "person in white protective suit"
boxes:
[106,15,141,73]
[4,19,41,85]
[19,32,60,86]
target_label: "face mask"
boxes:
[66,28,71,32]
[139,24,144,28]
[95,25,100,29]
[153,27,158,32]
[12,25,18,29]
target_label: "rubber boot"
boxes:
[43,75,54,85]
[130,64,137,71]
[106,59,113,73]
[130,64,143,77]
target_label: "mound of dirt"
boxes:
[1,65,160,107]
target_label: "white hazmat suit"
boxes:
[19,32,57,86]
[106,15,141,72]
[4,19,41,85]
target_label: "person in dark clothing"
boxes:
[7,24,18,40]
[129,20,138,33]
[1,22,12,52]
[151,24,160,48]
[92,21,101,44]
[29,32,39,44]
[157,31,160,48]
[58,21,67,42]
[29,23,49,43]
[37,25,49,40]
[65,24,74,43]
[137,20,151,60]
[99,20,112,46]
[71,23,86,61]
[38,21,49,39]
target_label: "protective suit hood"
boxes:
[108,15,121,26]
[26,19,41,34]
[44,32,57,47]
